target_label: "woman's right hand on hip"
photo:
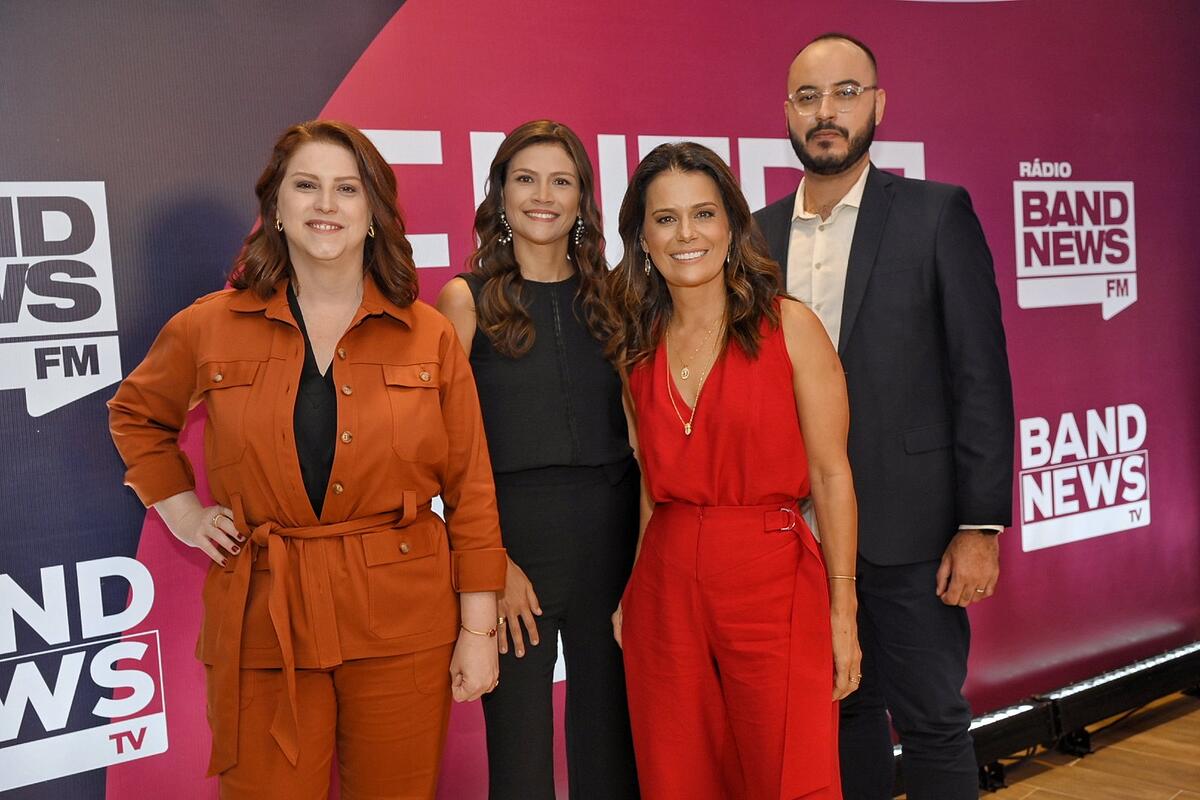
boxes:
[153,490,244,566]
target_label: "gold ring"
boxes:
[498,617,507,626]
[211,513,224,527]
[974,588,986,594]
[849,677,860,683]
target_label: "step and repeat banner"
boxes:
[2,1,1198,797]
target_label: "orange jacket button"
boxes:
[213,372,224,383]
[419,370,431,382]
[341,385,353,396]
[341,431,353,444]
[332,482,344,495]
[337,347,347,359]
[399,542,410,554]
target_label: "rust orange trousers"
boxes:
[622,502,842,800]
[206,643,453,800]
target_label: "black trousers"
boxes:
[839,557,977,800]
[482,462,640,800]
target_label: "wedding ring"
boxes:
[498,617,507,626]
[974,588,986,594]
[211,513,225,527]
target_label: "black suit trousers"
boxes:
[839,557,977,800]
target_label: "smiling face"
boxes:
[641,169,732,292]
[502,142,581,247]
[785,37,885,176]
[275,139,370,268]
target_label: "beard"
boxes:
[789,113,876,176]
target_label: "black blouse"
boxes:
[286,285,337,517]
[461,272,632,474]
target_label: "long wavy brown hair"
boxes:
[468,120,615,357]
[606,142,783,370]
[229,119,418,306]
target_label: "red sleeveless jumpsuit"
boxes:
[623,317,841,799]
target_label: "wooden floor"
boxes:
[974,692,1200,799]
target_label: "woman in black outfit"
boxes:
[437,120,639,799]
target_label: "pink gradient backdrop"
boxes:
[108,1,1200,797]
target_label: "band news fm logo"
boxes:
[1018,403,1150,551]
[0,558,165,789]
[0,182,122,416]
[1013,163,1136,319]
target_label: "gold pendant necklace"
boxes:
[665,323,721,436]
[670,317,718,381]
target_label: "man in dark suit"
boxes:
[753,33,1014,800]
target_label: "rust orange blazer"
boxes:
[108,276,506,774]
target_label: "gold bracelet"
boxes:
[828,575,857,582]
[460,624,497,638]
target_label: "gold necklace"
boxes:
[664,324,722,436]
[669,317,719,381]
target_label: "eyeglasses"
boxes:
[787,84,877,116]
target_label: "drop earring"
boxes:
[573,216,584,248]
[367,223,376,239]
[275,218,283,232]
[498,210,513,245]
[644,254,653,276]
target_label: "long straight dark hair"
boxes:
[229,120,418,307]
[467,120,615,358]
[606,142,783,370]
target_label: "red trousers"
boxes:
[622,502,841,800]
[207,644,453,800]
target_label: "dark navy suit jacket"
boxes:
[753,165,1014,564]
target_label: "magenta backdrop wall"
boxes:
[4,2,1196,799]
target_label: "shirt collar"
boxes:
[792,162,871,221]
[227,273,415,328]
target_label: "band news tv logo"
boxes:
[0,182,122,416]
[0,558,165,789]
[1013,165,1136,319]
[1018,404,1150,552]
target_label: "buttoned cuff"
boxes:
[124,456,196,507]
[451,548,507,593]
[959,524,1003,534]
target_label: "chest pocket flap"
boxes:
[382,363,440,390]
[197,360,261,393]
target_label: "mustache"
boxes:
[806,122,849,141]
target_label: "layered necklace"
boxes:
[664,316,724,437]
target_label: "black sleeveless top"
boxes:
[460,272,632,474]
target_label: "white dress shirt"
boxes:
[786,165,1002,535]
[785,166,869,350]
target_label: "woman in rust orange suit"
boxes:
[108,120,506,799]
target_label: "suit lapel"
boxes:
[839,165,894,357]
[758,194,794,286]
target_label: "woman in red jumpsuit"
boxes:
[608,142,862,799]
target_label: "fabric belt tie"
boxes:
[206,490,421,776]
[767,501,834,799]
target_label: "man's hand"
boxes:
[936,530,1000,607]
